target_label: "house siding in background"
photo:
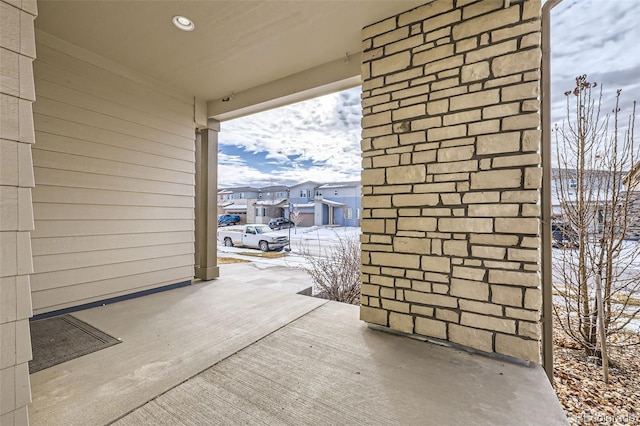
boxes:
[219,180,362,227]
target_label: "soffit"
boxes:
[35,1,426,102]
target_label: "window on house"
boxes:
[239,193,244,199]
[345,208,353,219]
[316,190,322,196]
[356,209,360,219]
[300,190,305,197]
[256,207,265,217]
[569,179,577,189]
[334,190,339,196]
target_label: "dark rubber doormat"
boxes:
[29,314,121,373]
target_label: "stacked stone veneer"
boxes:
[359,0,542,363]
[1,0,37,423]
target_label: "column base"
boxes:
[195,266,220,281]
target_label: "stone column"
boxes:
[359,0,543,364]
[194,120,220,281]
[1,0,37,424]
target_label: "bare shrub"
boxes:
[299,233,361,305]
[553,75,639,372]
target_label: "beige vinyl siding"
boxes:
[31,36,196,314]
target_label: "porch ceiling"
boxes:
[35,1,426,119]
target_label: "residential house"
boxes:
[314,181,361,227]
[246,185,289,224]
[286,181,321,227]
[217,186,260,222]
[1,1,551,421]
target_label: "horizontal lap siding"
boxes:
[31,39,196,314]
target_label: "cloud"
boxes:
[219,86,362,187]
[218,1,639,187]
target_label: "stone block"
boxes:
[414,44,455,67]
[373,26,409,48]
[428,159,478,174]
[502,81,539,102]
[439,218,493,233]
[508,248,538,263]
[524,288,542,310]
[421,255,451,273]
[451,278,489,301]
[427,99,449,115]
[449,323,493,353]
[443,240,468,256]
[491,20,540,43]
[412,116,442,131]
[383,299,411,314]
[437,145,474,162]
[393,194,439,208]
[362,16,397,40]
[452,266,486,281]
[387,165,426,184]
[415,317,447,339]
[460,61,489,83]
[361,219,385,233]
[491,285,523,307]
[505,307,539,321]
[394,237,431,254]
[459,299,503,316]
[392,104,425,121]
[492,48,542,77]
[449,89,499,111]
[452,6,519,40]
[466,40,517,64]
[471,169,521,189]
[461,312,515,334]
[435,308,459,323]
[519,321,540,340]
[468,204,519,217]
[361,169,385,186]
[389,312,414,334]
[462,191,500,204]
[468,119,500,135]
[471,245,505,260]
[411,305,435,317]
[489,270,539,287]
[405,291,458,308]
[493,153,540,169]
[482,102,520,119]
[361,284,380,297]
[371,252,421,269]
[360,306,388,326]
[495,218,539,235]
[495,334,540,363]
[524,167,542,190]
[427,124,467,142]
[422,9,461,33]
[399,0,454,26]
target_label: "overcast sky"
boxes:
[218,0,640,188]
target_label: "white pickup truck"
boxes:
[217,224,289,252]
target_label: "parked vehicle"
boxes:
[218,214,240,226]
[217,224,289,251]
[268,217,293,230]
[551,222,579,248]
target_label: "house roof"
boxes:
[254,198,287,206]
[34,1,424,121]
[316,198,346,207]
[317,181,361,189]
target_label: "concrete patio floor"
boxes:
[29,262,568,425]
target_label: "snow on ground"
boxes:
[217,226,361,268]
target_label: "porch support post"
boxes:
[194,119,220,281]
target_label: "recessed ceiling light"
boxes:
[172,15,195,32]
